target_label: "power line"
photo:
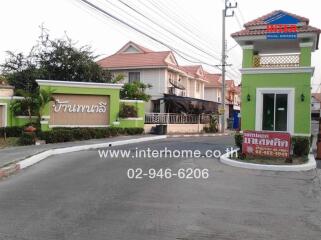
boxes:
[76,0,223,70]
[236,4,246,24]
[103,0,224,68]
[115,0,222,62]
[144,0,241,77]
[234,11,244,29]
[102,0,220,64]
[227,43,238,52]
[76,0,239,80]
[136,0,222,56]
[149,0,222,49]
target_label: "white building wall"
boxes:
[111,68,166,98]
[204,87,222,103]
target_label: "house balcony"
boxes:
[253,53,300,68]
[168,87,186,97]
[169,78,185,90]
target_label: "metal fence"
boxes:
[145,113,215,124]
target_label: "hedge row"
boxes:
[37,127,144,144]
[0,126,24,138]
[234,133,310,157]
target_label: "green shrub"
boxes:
[119,104,138,118]
[234,132,243,151]
[72,128,92,140]
[292,136,310,156]
[0,126,24,137]
[39,127,144,143]
[125,127,144,135]
[203,115,219,133]
[18,132,36,145]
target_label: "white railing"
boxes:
[145,113,213,124]
[253,54,300,68]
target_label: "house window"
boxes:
[128,72,140,83]
[217,90,221,102]
[152,100,160,113]
[196,82,200,92]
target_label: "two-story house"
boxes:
[204,73,241,126]
[97,41,210,113]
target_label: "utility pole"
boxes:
[221,0,237,133]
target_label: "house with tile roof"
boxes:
[97,41,211,113]
[232,10,320,135]
[204,73,241,128]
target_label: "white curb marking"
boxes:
[169,133,229,138]
[18,135,167,170]
[220,149,317,172]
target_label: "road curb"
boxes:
[220,149,317,172]
[168,133,230,138]
[0,163,20,180]
[1,136,167,174]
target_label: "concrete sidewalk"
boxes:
[0,135,157,168]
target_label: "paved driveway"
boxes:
[0,136,320,240]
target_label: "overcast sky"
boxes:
[1,0,320,90]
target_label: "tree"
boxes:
[111,73,152,101]
[120,82,152,102]
[37,88,55,120]
[1,26,112,93]
[10,89,39,122]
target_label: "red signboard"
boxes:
[242,131,291,158]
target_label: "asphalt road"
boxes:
[0,136,321,240]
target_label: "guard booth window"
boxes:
[262,93,288,131]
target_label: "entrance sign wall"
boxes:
[50,94,110,127]
[0,80,145,129]
[37,80,145,131]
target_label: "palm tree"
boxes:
[11,89,39,122]
[37,88,55,121]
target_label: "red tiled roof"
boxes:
[116,41,153,54]
[231,10,321,37]
[98,42,210,81]
[232,25,321,37]
[180,65,202,77]
[234,86,241,94]
[132,42,153,53]
[312,93,321,102]
[244,10,309,27]
[204,73,221,87]
[97,51,171,69]
[225,80,234,86]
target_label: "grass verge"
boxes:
[0,137,19,149]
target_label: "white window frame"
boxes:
[217,89,221,102]
[196,82,200,92]
[0,103,8,127]
[255,88,295,134]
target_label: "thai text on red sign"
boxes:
[266,24,297,33]
[242,131,291,158]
